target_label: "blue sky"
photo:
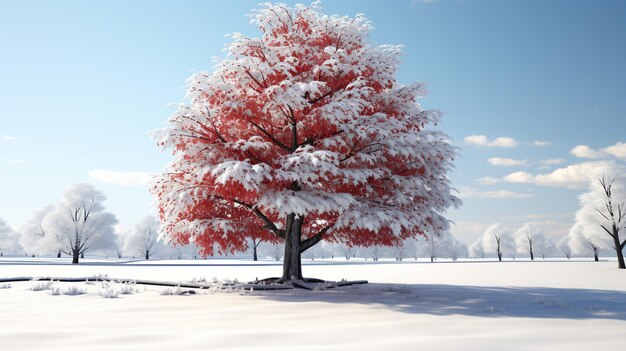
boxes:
[1,0,625,243]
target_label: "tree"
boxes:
[364,245,383,261]
[151,3,460,282]
[469,240,485,259]
[572,170,626,268]
[514,223,545,261]
[248,237,262,261]
[556,235,572,259]
[33,184,117,264]
[446,235,468,261]
[19,205,56,257]
[568,226,602,261]
[123,216,163,260]
[479,223,513,261]
[0,218,19,256]
[418,232,445,262]
[335,243,355,261]
[259,242,283,261]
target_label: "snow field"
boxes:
[1,258,625,350]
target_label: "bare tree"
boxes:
[369,245,382,261]
[556,235,572,259]
[595,177,626,268]
[0,218,19,256]
[39,184,118,264]
[249,237,261,261]
[123,217,162,260]
[589,237,600,262]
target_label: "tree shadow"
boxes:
[256,283,626,321]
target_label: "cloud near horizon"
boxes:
[89,169,155,186]
[476,177,501,185]
[2,135,25,142]
[458,186,532,199]
[464,135,519,148]
[488,157,527,167]
[539,158,566,166]
[502,161,613,189]
[570,142,626,160]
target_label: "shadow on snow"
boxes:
[256,283,626,321]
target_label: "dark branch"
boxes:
[600,224,615,238]
[231,199,285,239]
[300,225,332,253]
[248,120,291,152]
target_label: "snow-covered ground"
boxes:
[1,257,625,350]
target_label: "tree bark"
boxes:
[497,253,502,262]
[253,246,258,261]
[146,250,150,260]
[280,213,303,282]
[612,234,625,269]
[72,250,80,264]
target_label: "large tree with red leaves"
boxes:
[152,2,460,282]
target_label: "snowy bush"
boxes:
[160,286,185,296]
[63,286,87,296]
[119,285,136,295]
[30,281,54,291]
[99,287,119,298]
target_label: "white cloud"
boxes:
[570,142,626,160]
[458,186,532,199]
[539,158,566,166]
[570,145,606,159]
[89,169,155,186]
[604,142,626,159]
[487,157,527,167]
[2,135,24,142]
[476,177,501,185]
[2,158,28,164]
[464,135,518,148]
[503,161,611,189]
[533,140,551,146]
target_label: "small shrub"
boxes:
[31,281,54,291]
[63,286,87,296]
[99,288,119,298]
[119,285,136,295]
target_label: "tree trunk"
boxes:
[81,252,84,259]
[497,253,502,262]
[613,234,625,269]
[145,250,150,260]
[72,250,80,264]
[530,251,534,261]
[594,249,599,262]
[253,245,258,261]
[617,248,625,269]
[280,213,303,282]
[57,251,61,258]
